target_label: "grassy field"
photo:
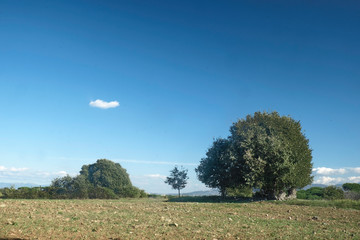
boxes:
[0,198,359,239]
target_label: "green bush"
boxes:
[89,187,118,199]
[226,186,253,197]
[115,186,142,198]
[297,187,325,200]
[323,186,344,200]
[148,194,166,199]
[306,187,324,198]
[307,194,322,200]
[296,190,307,199]
[343,183,360,192]
[139,190,148,198]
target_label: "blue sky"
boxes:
[0,0,359,194]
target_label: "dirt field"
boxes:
[0,198,359,239]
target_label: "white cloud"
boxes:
[314,176,345,185]
[348,176,360,183]
[0,166,71,185]
[56,171,68,176]
[352,168,360,174]
[89,99,119,109]
[313,167,347,175]
[0,166,28,172]
[145,174,167,180]
[9,167,28,172]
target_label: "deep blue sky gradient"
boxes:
[1,1,359,193]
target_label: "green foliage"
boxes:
[165,166,189,197]
[323,186,344,200]
[230,111,313,199]
[115,185,146,198]
[296,190,307,199]
[0,186,53,199]
[80,159,132,191]
[196,138,233,197]
[226,185,253,197]
[148,194,166,199]
[297,186,344,200]
[71,175,90,199]
[197,111,313,200]
[342,183,360,192]
[306,187,324,197]
[0,159,146,199]
[296,187,324,200]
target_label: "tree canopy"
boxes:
[196,111,313,200]
[50,159,146,199]
[80,159,132,191]
[342,183,360,192]
[165,166,189,197]
[196,138,233,197]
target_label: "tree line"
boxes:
[297,183,360,200]
[0,159,147,199]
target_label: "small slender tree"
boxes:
[165,166,189,197]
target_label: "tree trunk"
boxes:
[178,189,180,198]
[220,188,226,198]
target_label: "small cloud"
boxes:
[0,166,73,185]
[9,167,28,172]
[0,166,28,172]
[348,176,360,183]
[352,168,360,174]
[89,99,119,109]
[145,174,167,180]
[56,171,68,176]
[313,167,347,175]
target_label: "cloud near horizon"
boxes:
[313,167,360,175]
[313,167,347,175]
[312,166,360,185]
[145,174,167,180]
[89,99,119,109]
[0,166,69,185]
[0,166,28,172]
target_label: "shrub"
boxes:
[296,190,307,199]
[343,183,360,192]
[323,186,344,200]
[307,194,322,200]
[344,191,360,200]
[226,186,253,197]
[306,187,324,198]
[139,190,148,198]
[89,187,118,199]
[116,186,142,198]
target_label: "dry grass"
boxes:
[0,198,359,239]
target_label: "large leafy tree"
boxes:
[196,138,233,197]
[230,111,313,199]
[165,166,189,197]
[50,159,140,199]
[80,159,132,192]
[197,111,313,200]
